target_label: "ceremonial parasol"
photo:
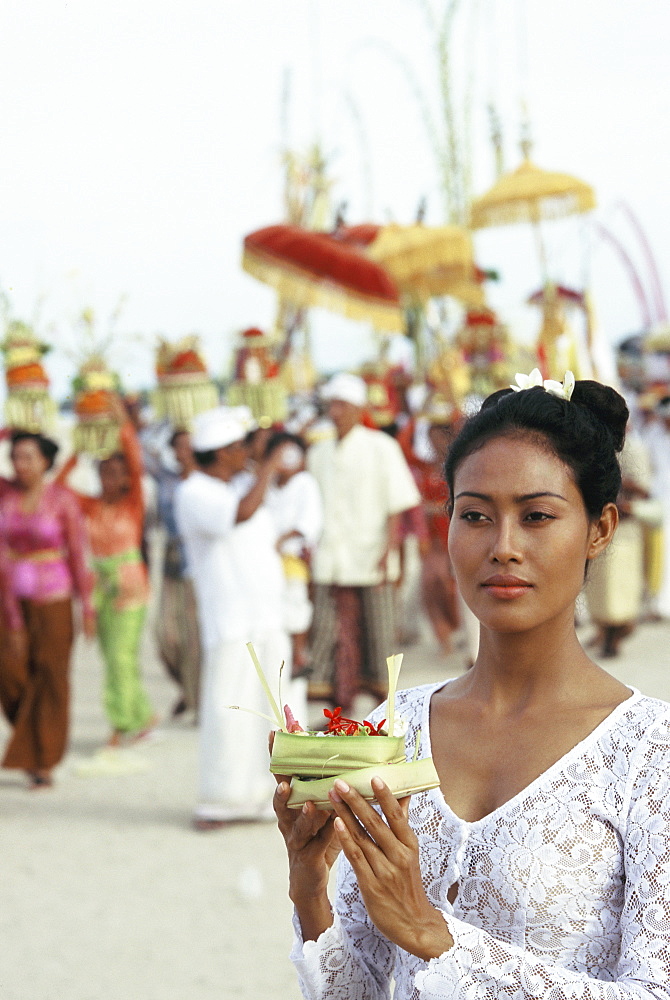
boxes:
[337,223,481,304]
[470,158,596,278]
[470,159,596,229]
[242,224,404,333]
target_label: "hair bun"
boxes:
[571,380,628,452]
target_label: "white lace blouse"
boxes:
[290,681,670,999]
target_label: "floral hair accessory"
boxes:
[511,368,575,401]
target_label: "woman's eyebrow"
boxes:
[454,491,568,502]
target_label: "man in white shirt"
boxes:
[307,373,420,712]
[174,406,289,829]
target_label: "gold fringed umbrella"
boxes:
[470,158,596,281]
[470,159,596,229]
[366,224,475,302]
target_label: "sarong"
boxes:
[308,583,395,711]
[156,575,201,712]
[93,550,153,733]
[0,598,74,771]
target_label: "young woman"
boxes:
[275,375,670,998]
[0,432,95,787]
[60,405,156,746]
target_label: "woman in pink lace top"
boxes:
[0,431,95,788]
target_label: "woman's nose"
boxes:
[489,519,523,564]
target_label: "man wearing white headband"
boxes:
[175,406,290,829]
[307,373,420,711]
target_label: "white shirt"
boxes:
[307,424,420,586]
[174,470,284,649]
[266,470,323,558]
[291,682,670,1000]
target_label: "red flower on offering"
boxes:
[363,718,386,735]
[323,707,386,735]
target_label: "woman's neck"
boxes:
[468,612,596,709]
[16,478,46,512]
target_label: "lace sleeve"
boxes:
[290,853,396,1000]
[289,689,430,999]
[414,717,670,1000]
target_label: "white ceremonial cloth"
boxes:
[175,470,293,820]
[307,424,420,586]
[290,682,670,1000]
[266,470,323,556]
[174,470,285,648]
[195,630,290,821]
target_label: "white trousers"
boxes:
[196,630,299,821]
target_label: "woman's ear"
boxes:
[586,502,619,560]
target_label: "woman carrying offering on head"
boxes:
[0,432,95,788]
[275,372,670,998]
[59,397,156,747]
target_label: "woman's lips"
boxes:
[481,575,533,599]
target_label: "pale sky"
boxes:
[0,0,668,400]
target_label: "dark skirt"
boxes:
[0,597,74,771]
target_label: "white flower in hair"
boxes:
[511,369,575,401]
[511,368,544,391]
[543,371,575,400]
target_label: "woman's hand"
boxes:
[274,781,340,941]
[328,777,454,961]
[270,731,340,942]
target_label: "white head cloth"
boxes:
[320,372,367,408]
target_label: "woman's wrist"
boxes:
[413,909,454,961]
[291,890,334,943]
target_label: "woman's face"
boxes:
[99,456,130,502]
[448,434,613,637]
[11,439,49,488]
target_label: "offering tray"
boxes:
[270,730,406,777]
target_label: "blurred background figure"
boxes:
[646,396,670,620]
[585,423,654,657]
[307,373,420,713]
[150,427,201,721]
[59,398,157,747]
[407,394,462,655]
[175,406,291,830]
[264,430,323,676]
[0,431,95,788]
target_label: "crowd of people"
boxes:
[2,360,670,994]
[0,370,669,816]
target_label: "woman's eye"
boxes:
[525,510,554,522]
[460,510,488,522]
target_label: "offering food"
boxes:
[153,335,218,425]
[1,321,56,432]
[232,644,440,810]
[71,357,123,458]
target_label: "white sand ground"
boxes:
[1,608,669,1000]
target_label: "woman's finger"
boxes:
[371,780,417,849]
[328,780,401,875]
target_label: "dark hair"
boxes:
[10,431,59,470]
[445,381,629,520]
[264,430,307,458]
[193,449,217,468]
